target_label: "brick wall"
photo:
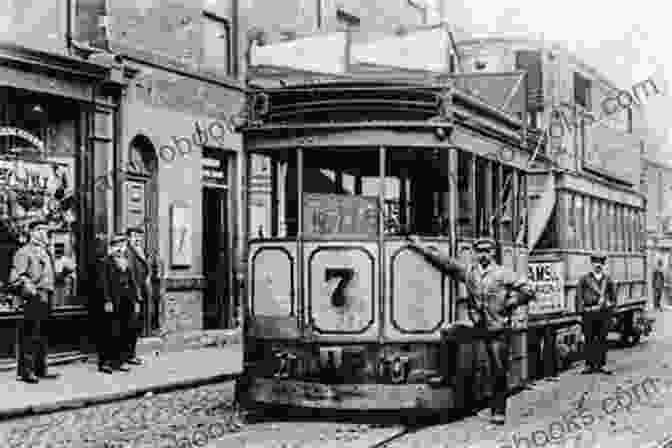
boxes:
[0,0,67,55]
[75,0,239,81]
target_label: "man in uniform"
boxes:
[406,236,536,425]
[576,251,616,375]
[124,226,149,365]
[10,221,58,383]
[98,234,139,373]
[652,259,665,311]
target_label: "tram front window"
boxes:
[385,148,451,237]
[302,148,380,238]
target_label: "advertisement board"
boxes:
[527,261,566,314]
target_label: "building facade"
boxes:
[0,0,247,368]
[643,157,672,303]
[0,1,124,366]
[74,0,247,344]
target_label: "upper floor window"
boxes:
[203,12,231,76]
[574,72,592,109]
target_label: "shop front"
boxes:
[0,44,118,368]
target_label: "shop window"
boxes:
[203,12,232,76]
[457,151,475,238]
[0,90,80,311]
[385,148,451,236]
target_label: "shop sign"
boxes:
[0,127,45,150]
[0,159,57,190]
[527,261,566,314]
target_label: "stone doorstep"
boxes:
[136,328,242,356]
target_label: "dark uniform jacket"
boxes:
[126,245,151,302]
[575,272,617,313]
[99,255,139,313]
[409,245,535,330]
[653,269,665,291]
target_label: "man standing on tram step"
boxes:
[652,259,665,311]
[576,251,617,375]
[406,236,537,425]
[10,221,60,383]
[98,234,138,374]
[124,227,149,365]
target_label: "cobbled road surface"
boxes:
[5,310,672,448]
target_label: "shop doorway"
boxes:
[202,150,233,329]
[126,135,159,337]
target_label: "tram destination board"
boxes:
[303,193,378,238]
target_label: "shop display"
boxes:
[0,154,77,311]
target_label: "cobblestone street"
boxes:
[3,313,671,448]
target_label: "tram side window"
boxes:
[516,172,527,244]
[575,195,585,249]
[584,198,593,251]
[385,149,451,236]
[566,193,576,249]
[475,157,490,237]
[500,166,515,241]
[457,151,475,238]
[247,151,299,239]
[593,198,601,251]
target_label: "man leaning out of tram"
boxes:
[406,235,537,425]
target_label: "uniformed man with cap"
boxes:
[576,251,616,375]
[407,235,536,425]
[97,233,140,374]
[9,220,58,383]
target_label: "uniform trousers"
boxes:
[17,291,51,378]
[97,309,123,368]
[484,332,510,416]
[582,309,610,369]
[120,299,142,361]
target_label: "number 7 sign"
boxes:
[325,267,355,308]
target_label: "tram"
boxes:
[237,78,541,412]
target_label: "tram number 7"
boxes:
[325,268,355,308]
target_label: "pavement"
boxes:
[0,344,242,421]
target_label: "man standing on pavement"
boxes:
[652,259,665,311]
[124,227,149,366]
[406,236,536,425]
[10,220,59,383]
[576,251,617,375]
[98,234,138,374]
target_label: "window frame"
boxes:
[202,11,232,77]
